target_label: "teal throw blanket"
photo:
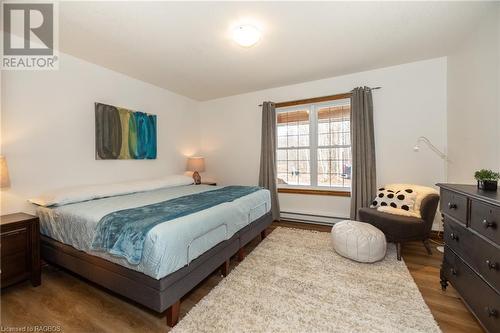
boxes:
[91,186,261,264]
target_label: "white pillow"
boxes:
[29,175,194,207]
[383,184,438,216]
[370,188,417,212]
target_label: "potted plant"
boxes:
[474,169,500,191]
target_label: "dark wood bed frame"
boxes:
[40,212,273,327]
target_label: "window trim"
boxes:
[276,98,352,195]
[277,187,351,197]
[275,92,352,108]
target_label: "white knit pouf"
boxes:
[331,220,387,263]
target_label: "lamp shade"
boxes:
[0,156,11,188]
[186,157,205,172]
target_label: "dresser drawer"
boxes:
[443,248,500,333]
[1,251,29,284]
[471,200,500,244]
[445,218,500,293]
[0,214,40,288]
[441,189,468,224]
[1,227,28,256]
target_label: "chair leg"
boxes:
[396,243,402,261]
[423,239,432,255]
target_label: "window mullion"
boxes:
[310,105,318,187]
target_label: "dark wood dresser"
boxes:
[1,213,41,288]
[438,184,500,332]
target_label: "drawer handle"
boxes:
[448,202,457,210]
[482,219,497,229]
[485,307,498,318]
[450,233,459,241]
[450,268,457,275]
[486,260,498,270]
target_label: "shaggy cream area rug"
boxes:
[172,227,441,333]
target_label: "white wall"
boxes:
[1,53,448,230]
[198,58,447,225]
[447,9,500,183]
[1,52,199,214]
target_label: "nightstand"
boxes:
[201,182,217,186]
[1,213,41,288]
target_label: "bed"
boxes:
[33,176,273,326]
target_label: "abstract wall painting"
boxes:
[95,102,157,160]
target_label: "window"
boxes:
[276,110,311,186]
[276,99,351,192]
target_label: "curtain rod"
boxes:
[258,86,381,107]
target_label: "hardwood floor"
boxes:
[1,221,483,332]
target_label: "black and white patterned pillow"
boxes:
[370,187,417,211]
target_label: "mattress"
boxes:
[37,184,271,279]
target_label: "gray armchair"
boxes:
[358,194,440,260]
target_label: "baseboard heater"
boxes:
[281,211,444,234]
[280,211,348,226]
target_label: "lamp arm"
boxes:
[416,136,448,161]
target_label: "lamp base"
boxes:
[192,171,201,185]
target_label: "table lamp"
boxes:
[186,157,205,185]
[0,156,11,188]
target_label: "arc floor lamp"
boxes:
[413,136,449,253]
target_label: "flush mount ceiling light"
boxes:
[232,25,261,47]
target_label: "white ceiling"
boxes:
[59,1,496,101]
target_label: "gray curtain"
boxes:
[350,87,377,220]
[259,102,281,221]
